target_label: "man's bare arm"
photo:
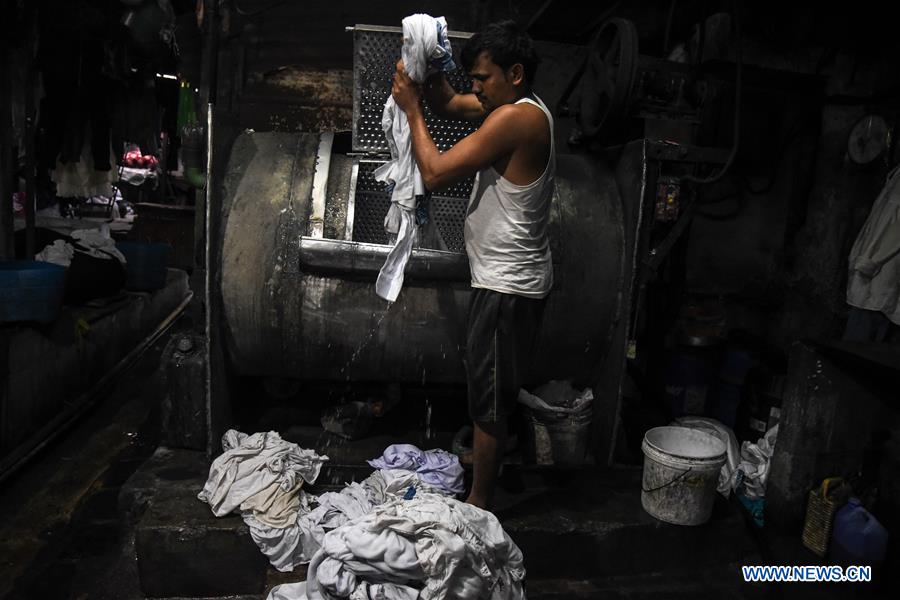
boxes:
[392,61,512,190]
[422,71,486,122]
[406,104,518,190]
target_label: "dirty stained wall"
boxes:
[684,30,900,347]
[216,0,548,133]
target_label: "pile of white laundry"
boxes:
[198,434,526,599]
[269,494,525,600]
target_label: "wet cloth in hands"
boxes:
[374,14,455,302]
[198,429,328,517]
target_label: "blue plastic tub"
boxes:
[116,242,171,291]
[0,261,67,324]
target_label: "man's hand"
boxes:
[391,60,422,115]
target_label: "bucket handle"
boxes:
[642,467,693,493]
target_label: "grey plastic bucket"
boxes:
[524,407,591,466]
[641,426,727,526]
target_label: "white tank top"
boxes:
[464,94,555,298]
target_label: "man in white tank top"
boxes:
[392,21,553,509]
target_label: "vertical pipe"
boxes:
[202,0,220,457]
[0,39,14,259]
[23,8,36,259]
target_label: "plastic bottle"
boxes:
[829,497,889,566]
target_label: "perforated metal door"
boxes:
[350,24,477,253]
[351,24,477,153]
[351,161,472,254]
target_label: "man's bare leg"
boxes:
[466,420,507,509]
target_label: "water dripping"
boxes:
[424,398,433,441]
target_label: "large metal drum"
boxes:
[220,130,624,386]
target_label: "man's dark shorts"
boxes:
[466,287,546,423]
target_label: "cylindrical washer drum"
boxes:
[641,426,726,526]
[219,132,625,385]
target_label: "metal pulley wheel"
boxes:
[577,18,639,139]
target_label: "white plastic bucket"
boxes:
[641,426,727,526]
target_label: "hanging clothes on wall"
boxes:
[846,165,900,329]
[36,16,113,172]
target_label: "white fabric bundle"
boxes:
[197,429,328,517]
[269,493,526,600]
[374,14,454,302]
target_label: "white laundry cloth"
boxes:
[263,494,525,600]
[71,226,127,264]
[245,511,307,573]
[36,239,75,267]
[374,14,455,302]
[253,469,437,573]
[266,580,418,600]
[375,204,418,302]
[847,164,900,325]
[368,444,465,496]
[732,424,779,500]
[306,522,424,600]
[51,141,117,198]
[299,494,525,600]
[198,429,328,517]
[376,495,525,600]
[267,581,309,600]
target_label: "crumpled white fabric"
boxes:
[375,205,419,302]
[36,239,75,267]
[51,141,117,198]
[267,580,418,600]
[254,468,445,573]
[517,383,593,416]
[297,494,525,600]
[673,416,740,498]
[240,480,306,529]
[374,14,454,303]
[198,429,329,517]
[732,424,779,500]
[71,226,127,264]
[367,444,465,495]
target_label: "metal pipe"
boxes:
[23,14,36,259]
[0,292,193,485]
[0,40,14,259]
[201,0,220,457]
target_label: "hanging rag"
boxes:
[846,165,900,325]
[374,14,456,302]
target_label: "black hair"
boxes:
[461,20,539,85]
